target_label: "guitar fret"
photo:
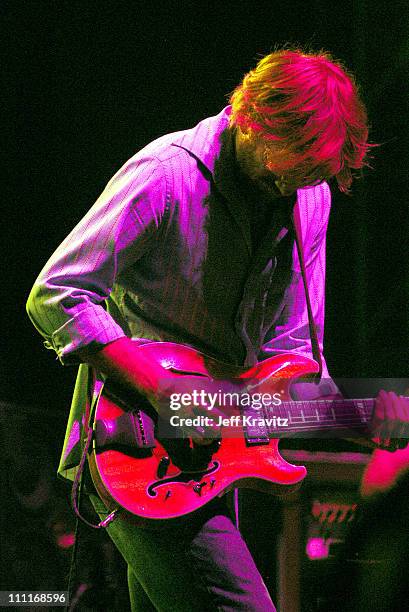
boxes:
[264,397,376,436]
[262,394,406,435]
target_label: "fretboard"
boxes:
[242,397,409,442]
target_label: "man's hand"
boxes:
[316,391,409,452]
[370,390,409,451]
[77,337,243,443]
[150,375,243,443]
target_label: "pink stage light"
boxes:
[306,537,329,560]
[57,532,75,549]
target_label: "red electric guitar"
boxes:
[88,341,378,527]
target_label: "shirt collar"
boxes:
[170,106,232,176]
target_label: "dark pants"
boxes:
[90,494,276,612]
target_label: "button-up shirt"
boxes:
[26,106,336,479]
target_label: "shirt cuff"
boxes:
[45,304,127,365]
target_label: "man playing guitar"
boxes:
[27,48,409,611]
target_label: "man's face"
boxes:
[234,129,322,197]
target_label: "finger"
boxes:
[380,391,397,444]
[371,391,386,441]
[390,393,409,450]
[390,392,407,440]
[372,391,386,427]
[399,395,409,440]
[386,392,409,441]
[383,391,399,440]
[380,437,392,450]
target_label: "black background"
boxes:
[2,1,408,608]
[4,1,408,429]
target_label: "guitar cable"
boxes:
[65,374,121,611]
[70,416,119,530]
[233,488,240,530]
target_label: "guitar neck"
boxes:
[271,398,374,435]
[245,397,409,439]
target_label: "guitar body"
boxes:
[88,342,319,526]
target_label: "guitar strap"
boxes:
[292,199,323,379]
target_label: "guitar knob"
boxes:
[157,456,170,478]
[193,482,207,495]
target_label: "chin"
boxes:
[257,178,282,198]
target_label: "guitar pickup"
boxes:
[243,408,270,446]
[94,410,156,450]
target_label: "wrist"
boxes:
[78,337,164,398]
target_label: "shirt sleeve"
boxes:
[260,182,339,398]
[26,155,168,364]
